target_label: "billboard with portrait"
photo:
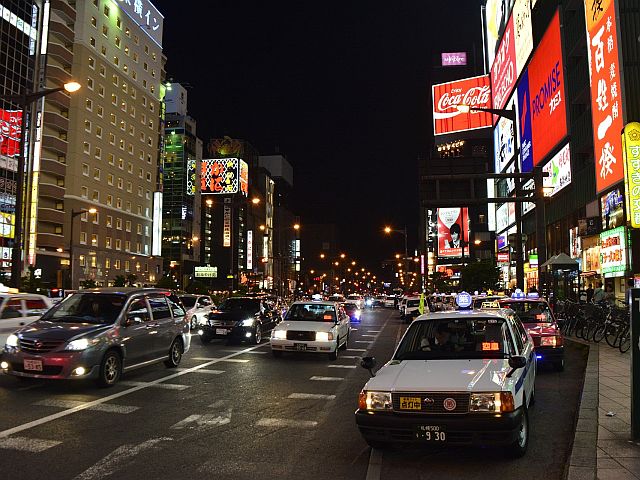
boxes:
[437,208,469,258]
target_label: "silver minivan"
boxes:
[0,288,190,387]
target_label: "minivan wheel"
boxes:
[96,350,122,388]
[252,324,262,345]
[164,338,183,368]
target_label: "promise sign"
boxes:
[432,75,492,135]
[623,122,640,228]
[584,0,625,193]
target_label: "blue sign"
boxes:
[456,291,473,309]
[517,72,534,173]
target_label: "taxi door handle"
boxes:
[145,323,159,329]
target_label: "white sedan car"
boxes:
[271,301,351,360]
[179,294,215,329]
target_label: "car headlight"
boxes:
[5,334,18,348]
[315,331,334,342]
[358,391,392,411]
[272,330,287,340]
[469,392,514,413]
[65,338,97,351]
[240,318,255,327]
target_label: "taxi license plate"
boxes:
[23,359,43,371]
[294,343,307,351]
[215,329,228,335]
[399,396,422,410]
[416,425,446,442]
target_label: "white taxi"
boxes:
[355,302,536,458]
[270,301,351,360]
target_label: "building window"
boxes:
[95,126,102,138]
[126,201,131,212]
[109,133,115,145]
[85,98,93,111]
[108,154,115,165]
[115,36,120,48]
[102,25,108,37]
[117,178,123,189]
[89,36,96,47]
[136,243,142,254]
[98,85,105,97]
[118,158,124,169]
[90,255,97,268]
[115,259,121,269]
[103,5,109,16]
[136,224,142,234]
[94,147,101,159]
[146,172,151,182]
[101,45,106,56]
[96,106,103,117]
[107,174,114,186]
[92,190,99,202]
[116,198,122,209]
[115,239,121,250]
[114,56,119,66]
[105,258,111,269]
[125,220,131,232]
[93,168,100,180]
[126,181,132,193]
[127,163,133,174]
[79,255,86,267]
[116,17,121,28]
[87,77,94,89]
[82,163,89,176]
[111,93,117,105]
[116,218,122,230]
[80,232,87,244]
[91,234,98,246]
[125,260,130,272]
[99,64,106,77]
[137,186,143,197]
[106,215,112,228]
[91,16,97,27]
[125,241,131,252]
[81,186,88,198]
[110,113,116,125]
[136,205,142,215]
[106,237,112,249]
[106,194,112,206]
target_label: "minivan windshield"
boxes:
[40,293,126,325]
[394,317,510,361]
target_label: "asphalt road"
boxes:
[0,308,588,480]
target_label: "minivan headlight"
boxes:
[65,338,97,351]
[5,334,18,348]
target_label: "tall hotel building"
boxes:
[31,0,165,288]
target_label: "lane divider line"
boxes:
[0,343,268,439]
[327,365,357,369]
[171,368,225,375]
[366,447,383,480]
[119,381,190,391]
[256,418,318,428]
[310,376,344,381]
[0,436,62,452]
[287,393,336,400]
[33,399,139,414]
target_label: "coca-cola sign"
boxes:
[432,75,493,136]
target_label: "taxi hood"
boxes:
[275,320,336,333]
[365,359,512,392]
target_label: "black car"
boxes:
[199,297,281,345]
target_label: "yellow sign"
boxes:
[623,122,640,228]
[0,212,15,239]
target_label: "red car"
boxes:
[499,295,564,371]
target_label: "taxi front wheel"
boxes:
[506,406,529,458]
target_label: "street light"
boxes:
[69,207,97,290]
[384,225,409,288]
[0,81,82,288]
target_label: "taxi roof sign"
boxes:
[480,301,501,309]
[456,291,473,309]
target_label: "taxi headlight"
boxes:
[315,331,334,342]
[5,334,18,348]
[65,338,97,351]
[272,330,287,340]
[358,391,392,411]
[469,392,514,413]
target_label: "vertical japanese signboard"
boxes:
[437,208,469,258]
[600,226,627,277]
[247,230,253,270]
[623,122,640,228]
[223,205,231,247]
[585,0,625,193]
[491,15,517,111]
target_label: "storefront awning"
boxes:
[541,253,579,271]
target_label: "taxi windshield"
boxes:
[394,317,510,360]
[285,303,336,322]
[499,301,552,323]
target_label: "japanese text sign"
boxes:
[432,75,492,135]
[585,0,625,193]
[223,205,231,247]
[600,226,627,277]
[543,143,572,197]
[491,15,516,111]
[485,0,515,70]
[441,52,467,66]
[526,11,567,167]
[201,158,244,195]
[623,122,640,228]
[115,0,163,47]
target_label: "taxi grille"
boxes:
[19,338,65,354]
[286,330,315,341]
[392,392,470,414]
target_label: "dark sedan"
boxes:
[198,297,280,345]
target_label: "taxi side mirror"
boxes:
[506,355,527,377]
[360,356,377,377]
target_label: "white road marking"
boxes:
[172,368,225,375]
[119,381,190,391]
[34,399,139,414]
[193,357,249,363]
[256,418,318,428]
[220,350,267,354]
[366,447,383,480]
[340,355,360,359]
[327,365,357,369]
[72,437,172,480]
[0,344,266,440]
[367,330,381,333]
[0,436,61,452]
[310,376,344,381]
[170,413,231,429]
[355,341,373,344]
[347,349,367,352]
[360,334,376,337]
[287,393,336,400]
[350,328,358,331]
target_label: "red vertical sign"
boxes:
[585,0,625,193]
[491,15,517,112]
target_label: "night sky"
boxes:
[153,0,483,272]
